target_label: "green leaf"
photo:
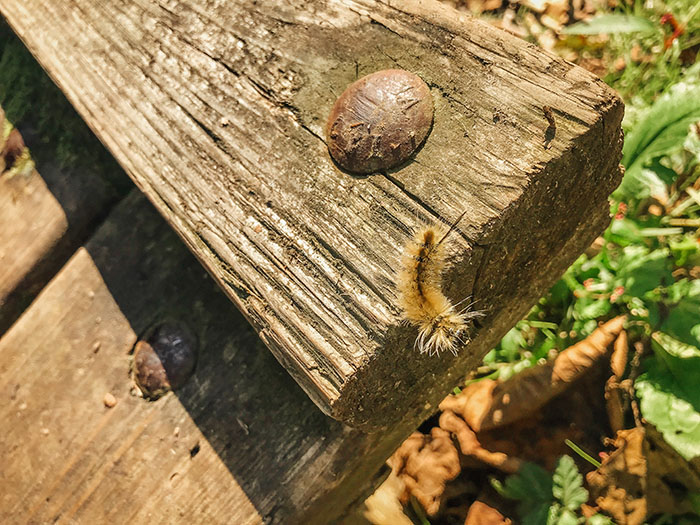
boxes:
[522,503,553,525]
[662,293,700,347]
[636,372,700,460]
[616,83,700,202]
[555,508,580,525]
[563,14,655,35]
[653,331,700,360]
[635,333,700,460]
[546,503,562,525]
[664,279,700,304]
[500,327,527,362]
[493,462,553,502]
[492,463,555,522]
[606,218,644,246]
[616,246,672,299]
[617,168,669,203]
[574,297,612,320]
[670,236,700,267]
[587,515,614,525]
[552,456,588,511]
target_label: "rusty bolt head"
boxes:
[326,69,433,174]
[132,322,197,400]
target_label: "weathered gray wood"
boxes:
[0,191,398,525]
[0,107,123,334]
[0,0,623,429]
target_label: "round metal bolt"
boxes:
[132,321,197,400]
[326,69,433,174]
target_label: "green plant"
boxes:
[491,456,613,524]
[636,332,700,460]
[565,0,700,112]
[484,51,700,463]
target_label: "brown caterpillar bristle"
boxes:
[396,213,483,356]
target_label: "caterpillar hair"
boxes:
[396,211,484,356]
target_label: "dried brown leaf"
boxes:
[439,410,523,473]
[391,428,461,516]
[587,425,700,523]
[645,425,700,516]
[440,316,626,432]
[611,330,628,378]
[464,500,512,525]
[587,428,646,525]
[605,376,625,434]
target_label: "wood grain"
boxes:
[0,192,399,525]
[0,0,624,429]
[0,106,123,334]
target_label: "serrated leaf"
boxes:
[552,456,588,511]
[493,463,555,522]
[563,14,655,35]
[546,503,562,525]
[555,508,580,525]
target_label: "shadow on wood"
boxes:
[0,192,398,524]
[0,23,129,333]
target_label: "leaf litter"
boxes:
[365,313,700,523]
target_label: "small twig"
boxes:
[627,341,646,428]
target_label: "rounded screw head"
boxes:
[326,69,433,174]
[132,322,197,400]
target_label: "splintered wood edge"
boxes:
[0,0,623,429]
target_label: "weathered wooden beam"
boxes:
[0,0,623,429]
[0,106,124,334]
[0,191,398,524]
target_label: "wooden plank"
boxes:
[0,105,124,334]
[0,0,624,429]
[0,191,399,525]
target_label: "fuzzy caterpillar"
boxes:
[397,212,483,356]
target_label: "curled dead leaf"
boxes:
[645,425,700,516]
[391,428,461,516]
[439,410,523,474]
[587,425,700,524]
[605,375,625,434]
[464,500,512,525]
[441,316,626,432]
[587,428,647,525]
[610,329,628,379]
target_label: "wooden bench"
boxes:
[0,0,623,522]
[0,190,397,524]
[0,105,126,333]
